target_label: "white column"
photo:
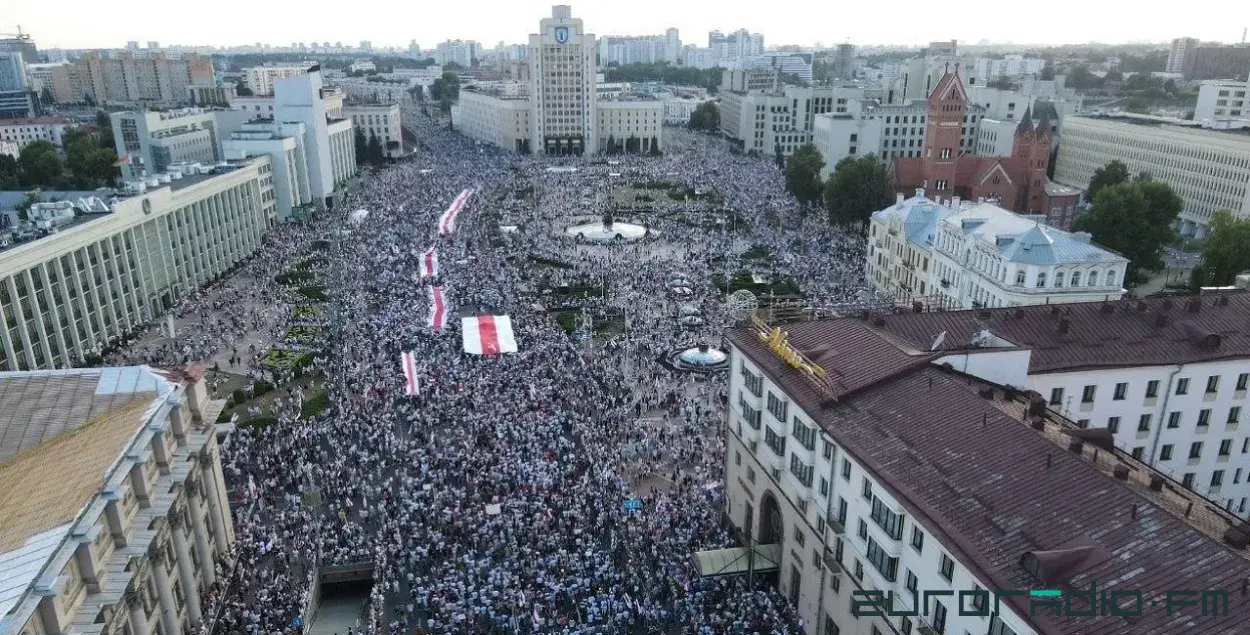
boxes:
[126,588,151,635]
[149,545,180,635]
[187,481,216,586]
[198,454,230,556]
[168,509,203,625]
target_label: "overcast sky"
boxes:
[12,0,1245,50]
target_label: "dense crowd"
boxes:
[111,106,873,635]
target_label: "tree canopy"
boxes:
[783,143,825,207]
[1072,179,1182,282]
[0,132,120,190]
[1086,160,1129,201]
[687,102,719,132]
[823,155,894,226]
[429,71,461,112]
[1197,210,1250,287]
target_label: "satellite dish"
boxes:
[930,330,947,351]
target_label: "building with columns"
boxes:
[0,364,234,635]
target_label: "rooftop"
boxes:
[727,318,1250,635]
[0,117,73,127]
[867,292,1250,373]
[0,367,177,621]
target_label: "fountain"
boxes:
[564,215,648,243]
[660,343,731,372]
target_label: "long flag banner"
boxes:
[462,314,518,356]
[400,351,419,396]
[438,189,474,235]
[428,286,449,331]
[420,247,438,278]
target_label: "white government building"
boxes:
[866,192,1128,309]
[0,364,235,635]
[0,158,277,371]
[1054,113,1250,237]
[343,103,403,158]
[449,6,664,155]
[720,300,1250,635]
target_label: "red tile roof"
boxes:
[866,293,1250,373]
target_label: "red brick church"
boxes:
[889,68,1080,225]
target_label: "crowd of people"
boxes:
[109,105,876,635]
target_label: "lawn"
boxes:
[297,286,329,302]
[711,271,803,297]
[284,325,327,345]
[292,305,325,322]
[259,347,314,372]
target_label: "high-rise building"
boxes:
[832,43,855,80]
[434,40,478,67]
[65,51,215,105]
[664,28,681,64]
[1184,43,1250,80]
[245,63,312,96]
[0,33,39,64]
[1167,37,1201,74]
[274,67,357,202]
[147,40,160,50]
[530,5,598,155]
[26,62,73,104]
[598,35,667,66]
[708,29,764,62]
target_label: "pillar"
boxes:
[198,454,230,556]
[187,482,216,586]
[168,510,203,625]
[149,545,180,635]
[126,588,151,635]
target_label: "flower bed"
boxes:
[284,325,327,345]
[259,347,313,373]
[297,286,329,302]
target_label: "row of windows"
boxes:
[1051,373,1250,406]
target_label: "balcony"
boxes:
[940,278,950,288]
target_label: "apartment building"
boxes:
[66,51,215,105]
[1195,79,1249,123]
[244,64,311,96]
[723,310,1250,635]
[1053,114,1250,236]
[0,365,234,635]
[0,117,75,151]
[450,88,533,153]
[720,86,866,157]
[25,62,73,104]
[866,194,1126,308]
[343,103,403,158]
[0,158,277,371]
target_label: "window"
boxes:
[901,617,913,635]
[1036,272,1047,287]
[1212,470,1225,487]
[747,467,756,483]
[1167,412,1182,428]
[862,478,873,500]
[793,419,817,451]
[1176,378,1190,395]
[767,391,789,422]
[858,519,868,540]
[1132,447,1145,460]
[1230,407,1242,424]
[1137,414,1151,432]
[837,498,847,525]
[911,526,924,552]
[1113,382,1128,400]
[1146,380,1160,398]
[939,553,955,581]
[1237,469,1243,484]
[1220,439,1232,456]
[739,393,761,429]
[969,585,987,612]
[735,451,741,466]
[841,458,852,481]
[1160,445,1174,460]
[822,440,834,460]
[765,426,786,456]
[1206,375,1220,394]
[1077,419,1090,429]
[932,601,948,633]
[905,569,919,596]
[1108,416,1121,433]
[866,538,899,581]
[1049,387,1064,406]
[1182,473,1195,489]
[1189,442,1203,459]
[870,497,905,540]
[1237,373,1249,391]
[1015,270,1025,286]
[824,617,840,635]
[989,615,1020,635]
[741,365,763,396]
[854,559,864,580]
[789,453,814,487]
[820,477,829,496]
[1081,385,1096,403]
[1198,409,1211,427]
[794,525,807,547]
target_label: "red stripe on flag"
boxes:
[423,250,436,277]
[431,287,446,330]
[478,314,500,355]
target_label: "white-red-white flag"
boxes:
[438,188,474,235]
[420,247,438,278]
[461,314,518,355]
[400,351,419,396]
[428,286,449,331]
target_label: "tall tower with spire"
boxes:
[919,64,968,201]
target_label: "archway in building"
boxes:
[758,490,784,546]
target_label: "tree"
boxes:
[1066,65,1102,90]
[94,110,115,148]
[235,84,254,96]
[1072,180,1182,282]
[1199,210,1250,286]
[0,154,19,190]
[784,143,825,207]
[1104,69,1124,82]
[988,76,1019,90]
[1086,160,1129,202]
[649,136,661,156]
[1040,62,1056,81]
[823,154,894,225]
[687,102,719,132]
[367,134,384,163]
[17,141,63,187]
[63,128,119,187]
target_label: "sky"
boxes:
[10,0,1248,50]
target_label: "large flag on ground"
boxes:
[438,188,474,235]
[420,247,438,278]
[428,286,449,331]
[400,351,420,396]
[462,314,518,355]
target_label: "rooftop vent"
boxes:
[1072,231,1092,244]
[1020,545,1109,585]
[1181,322,1222,350]
[896,192,905,206]
[1224,527,1250,550]
[1099,303,1114,314]
[1050,306,1061,316]
[1058,318,1071,334]
[1218,295,1230,306]
[1162,299,1173,311]
[1186,299,1201,313]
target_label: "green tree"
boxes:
[988,76,1019,90]
[367,133,384,163]
[687,102,719,132]
[1072,180,1182,282]
[94,110,115,149]
[235,84,254,96]
[17,141,63,188]
[0,154,18,189]
[354,128,368,162]
[1040,62,1056,80]
[784,143,825,207]
[1086,160,1129,202]
[823,154,894,225]
[649,136,661,156]
[1198,210,1250,286]
[1066,64,1102,90]
[63,129,119,187]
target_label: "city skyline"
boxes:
[9,0,1248,51]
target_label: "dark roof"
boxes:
[867,293,1250,373]
[728,318,1250,635]
[1016,104,1034,134]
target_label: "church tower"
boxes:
[920,65,967,202]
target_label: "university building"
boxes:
[722,298,1250,635]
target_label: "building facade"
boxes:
[1167,37,1201,74]
[722,308,1250,635]
[223,121,311,221]
[274,69,357,201]
[529,5,598,155]
[596,99,663,153]
[111,109,242,180]
[343,103,403,158]
[66,52,215,105]
[244,64,310,96]
[597,35,667,66]
[720,86,864,157]
[434,40,478,67]
[0,117,75,151]
[1053,114,1250,236]
[451,88,533,153]
[0,158,276,371]
[0,365,235,635]
[1195,79,1249,123]
[1183,43,1250,81]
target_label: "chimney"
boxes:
[915,187,925,198]
[896,192,905,206]
[1186,299,1201,313]
[952,196,961,207]
[1058,318,1071,334]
